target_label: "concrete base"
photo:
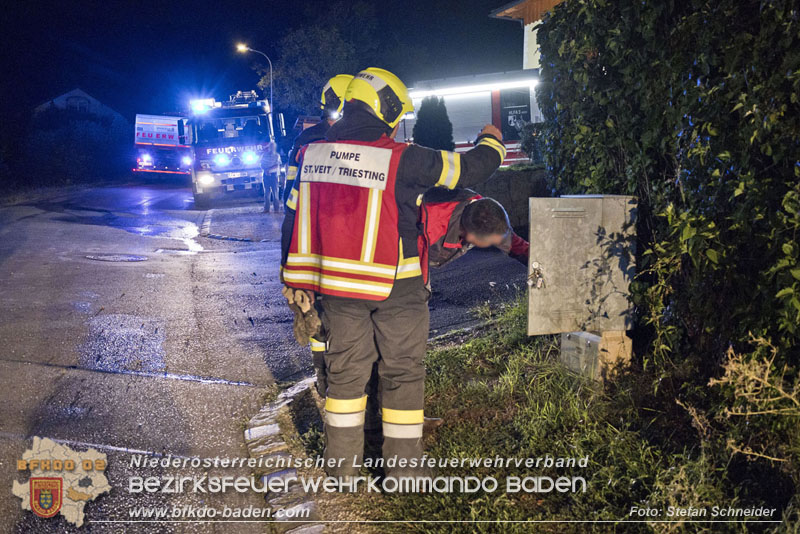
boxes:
[560,330,632,381]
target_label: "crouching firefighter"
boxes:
[280,67,505,478]
[418,188,529,284]
[282,74,353,396]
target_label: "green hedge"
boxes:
[537,0,800,521]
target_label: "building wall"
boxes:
[523,22,541,70]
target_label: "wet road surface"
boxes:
[0,182,525,532]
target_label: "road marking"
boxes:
[205,233,253,241]
[1,357,260,387]
[0,430,195,459]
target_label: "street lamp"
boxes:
[236,43,273,121]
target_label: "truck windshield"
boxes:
[194,115,267,144]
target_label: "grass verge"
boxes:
[294,294,797,533]
[372,294,795,533]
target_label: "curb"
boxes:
[243,377,325,533]
[199,209,213,236]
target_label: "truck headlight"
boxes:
[242,151,259,165]
[198,173,215,186]
[182,156,193,166]
[214,154,230,166]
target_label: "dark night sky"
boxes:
[3,0,522,123]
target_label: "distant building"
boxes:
[401,69,539,166]
[394,1,566,165]
[491,0,565,69]
[34,88,124,122]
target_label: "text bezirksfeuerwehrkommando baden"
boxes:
[127,454,590,494]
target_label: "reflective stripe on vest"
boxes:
[285,137,409,301]
[396,241,422,280]
[285,165,299,210]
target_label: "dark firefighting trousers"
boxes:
[311,337,382,458]
[309,336,327,396]
[319,276,429,478]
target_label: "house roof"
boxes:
[34,87,124,119]
[490,0,563,25]
[490,0,527,20]
[35,88,94,109]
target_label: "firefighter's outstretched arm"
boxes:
[508,232,530,265]
[399,124,505,190]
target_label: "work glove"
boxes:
[281,286,322,346]
[479,124,503,141]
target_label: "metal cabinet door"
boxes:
[527,195,637,336]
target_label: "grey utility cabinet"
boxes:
[527,195,637,336]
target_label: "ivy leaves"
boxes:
[536,0,800,498]
[537,0,800,357]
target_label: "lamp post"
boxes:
[236,43,273,115]
[237,43,275,138]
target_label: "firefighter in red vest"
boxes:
[281,68,505,478]
[282,74,353,397]
[418,187,529,285]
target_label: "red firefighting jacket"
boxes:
[418,188,530,284]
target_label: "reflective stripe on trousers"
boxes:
[324,395,367,427]
[382,408,424,439]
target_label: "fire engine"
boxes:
[187,91,278,207]
[133,114,192,175]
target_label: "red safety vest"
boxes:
[284,135,418,301]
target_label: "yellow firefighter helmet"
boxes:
[321,74,354,113]
[344,68,414,128]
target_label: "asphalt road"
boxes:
[0,181,526,532]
